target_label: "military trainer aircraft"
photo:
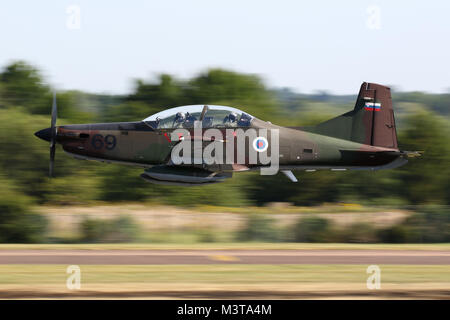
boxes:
[35,82,420,186]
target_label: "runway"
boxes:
[0,249,449,265]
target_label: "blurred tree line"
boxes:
[237,206,450,243]
[0,60,448,242]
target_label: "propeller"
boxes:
[49,92,57,177]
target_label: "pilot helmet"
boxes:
[228,112,238,122]
[174,112,186,122]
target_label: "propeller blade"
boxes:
[49,143,55,177]
[49,92,57,177]
[51,92,57,137]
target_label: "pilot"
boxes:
[185,112,197,122]
[237,113,251,126]
[223,112,238,127]
[172,112,186,128]
[183,112,197,128]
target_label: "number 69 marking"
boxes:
[91,134,116,150]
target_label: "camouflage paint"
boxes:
[37,82,413,184]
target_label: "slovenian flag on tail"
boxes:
[364,102,381,111]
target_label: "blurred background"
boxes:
[0,0,448,299]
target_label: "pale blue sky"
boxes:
[0,0,449,94]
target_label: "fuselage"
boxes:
[35,117,406,172]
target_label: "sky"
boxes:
[0,0,449,95]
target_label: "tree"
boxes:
[0,61,50,114]
[291,216,332,242]
[397,112,450,204]
[128,74,185,111]
[0,175,47,243]
[187,69,277,120]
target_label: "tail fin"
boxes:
[311,82,398,149]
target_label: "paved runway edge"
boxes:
[0,249,449,265]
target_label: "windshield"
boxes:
[143,105,254,129]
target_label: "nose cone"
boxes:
[35,127,52,142]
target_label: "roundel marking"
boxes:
[252,136,269,152]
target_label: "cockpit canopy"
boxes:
[143,105,254,129]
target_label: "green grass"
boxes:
[0,243,448,250]
[0,264,448,285]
